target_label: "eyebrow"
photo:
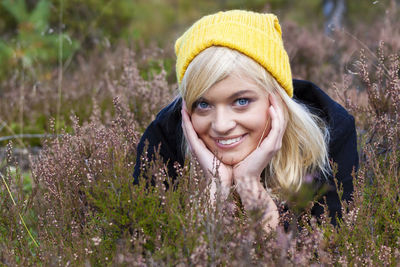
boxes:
[198,89,258,102]
[228,89,257,99]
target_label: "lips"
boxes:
[218,136,241,145]
[214,134,246,148]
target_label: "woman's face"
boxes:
[190,74,271,165]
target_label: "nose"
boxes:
[211,107,236,135]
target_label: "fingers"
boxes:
[274,94,287,129]
[181,100,233,184]
[181,105,199,152]
[259,94,286,151]
[181,101,211,157]
[236,94,286,177]
[181,100,197,148]
[269,94,286,134]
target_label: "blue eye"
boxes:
[235,98,249,106]
[196,101,210,110]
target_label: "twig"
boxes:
[341,30,391,77]
[0,121,5,132]
[0,119,26,148]
[0,134,59,142]
[56,0,64,134]
[0,171,39,247]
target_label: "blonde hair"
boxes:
[179,46,330,192]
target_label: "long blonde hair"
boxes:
[179,46,330,192]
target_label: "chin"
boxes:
[218,155,244,166]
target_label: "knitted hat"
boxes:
[175,10,293,97]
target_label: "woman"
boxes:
[133,10,358,230]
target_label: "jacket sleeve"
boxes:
[133,98,184,185]
[133,120,161,185]
[312,112,359,224]
[293,80,359,225]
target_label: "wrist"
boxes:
[234,176,265,208]
[234,175,262,194]
[208,174,232,202]
[234,177,279,231]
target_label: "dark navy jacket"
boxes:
[133,79,359,224]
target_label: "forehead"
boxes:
[201,74,267,99]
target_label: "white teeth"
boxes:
[218,136,241,145]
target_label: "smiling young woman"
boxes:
[190,74,271,166]
[133,10,358,230]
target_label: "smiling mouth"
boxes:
[215,134,246,147]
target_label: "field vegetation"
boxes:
[1,0,400,265]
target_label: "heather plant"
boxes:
[0,96,329,265]
[0,143,39,266]
[2,6,400,266]
[0,46,174,146]
[0,98,278,265]
[30,99,138,264]
[328,45,400,265]
[2,4,399,147]
[1,52,400,265]
[284,3,400,107]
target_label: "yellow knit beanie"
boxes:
[175,10,293,97]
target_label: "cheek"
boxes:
[257,112,272,141]
[243,112,270,143]
[191,115,209,136]
[242,109,269,131]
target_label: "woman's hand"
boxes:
[233,94,287,231]
[233,94,287,181]
[181,102,233,199]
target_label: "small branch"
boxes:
[0,171,39,247]
[0,121,6,132]
[0,134,59,142]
